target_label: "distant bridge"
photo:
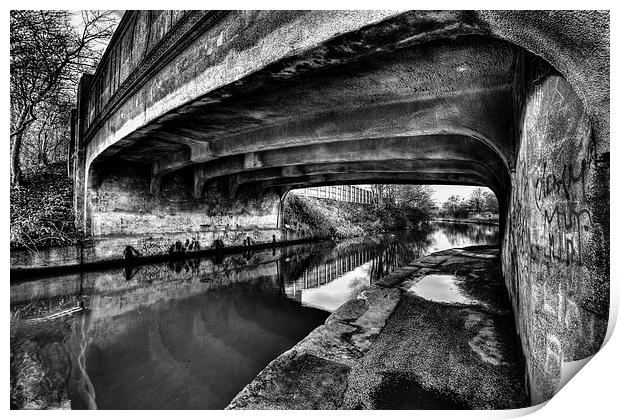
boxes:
[291,185,376,204]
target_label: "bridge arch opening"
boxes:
[278,183,501,241]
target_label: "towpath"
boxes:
[227,245,528,409]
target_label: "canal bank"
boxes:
[433,217,499,226]
[10,234,324,279]
[227,245,528,409]
[11,191,433,276]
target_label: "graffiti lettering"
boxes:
[534,160,587,211]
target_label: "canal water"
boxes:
[10,221,498,410]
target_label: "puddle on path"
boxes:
[408,274,475,305]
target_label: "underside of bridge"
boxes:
[86,33,516,238]
[71,11,609,406]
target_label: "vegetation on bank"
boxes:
[283,186,435,239]
[438,188,499,219]
[10,162,82,249]
[9,11,118,250]
[10,11,118,185]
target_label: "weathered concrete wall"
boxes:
[10,231,282,271]
[12,165,284,270]
[88,163,282,252]
[502,55,609,404]
[11,246,83,271]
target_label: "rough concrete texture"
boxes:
[500,55,609,404]
[343,247,527,409]
[80,11,609,172]
[11,246,83,271]
[75,11,608,215]
[226,351,351,410]
[476,11,609,153]
[84,164,282,259]
[10,226,282,271]
[227,246,527,409]
[10,162,284,270]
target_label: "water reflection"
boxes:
[284,222,498,311]
[428,221,499,252]
[10,222,498,410]
[408,274,475,305]
[72,285,327,409]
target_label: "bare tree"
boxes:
[371,184,400,206]
[393,185,436,213]
[442,195,465,217]
[482,190,499,213]
[370,184,385,205]
[468,187,485,213]
[10,10,117,184]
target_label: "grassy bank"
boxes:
[10,162,82,250]
[282,194,429,239]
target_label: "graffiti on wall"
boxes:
[510,59,593,271]
[530,159,592,267]
[90,168,280,237]
[502,55,607,404]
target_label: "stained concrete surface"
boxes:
[228,246,528,409]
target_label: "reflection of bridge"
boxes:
[284,247,375,302]
[282,232,437,303]
[11,233,431,318]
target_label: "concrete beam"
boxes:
[83,11,608,213]
[147,91,513,173]
[233,160,499,186]
[92,35,516,177]
[192,135,508,197]
[262,172,489,189]
[150,141,213,194]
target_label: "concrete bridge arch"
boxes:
[71,10,609,406]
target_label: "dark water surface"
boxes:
[10,222,498,410]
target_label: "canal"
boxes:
[10,221,499,409]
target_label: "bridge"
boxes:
[69,10,609,405]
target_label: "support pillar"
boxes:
[73,73,93,233]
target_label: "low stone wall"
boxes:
[10,227,283,272]
[11,246,83,270]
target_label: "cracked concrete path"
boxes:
[227,245,528,410]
